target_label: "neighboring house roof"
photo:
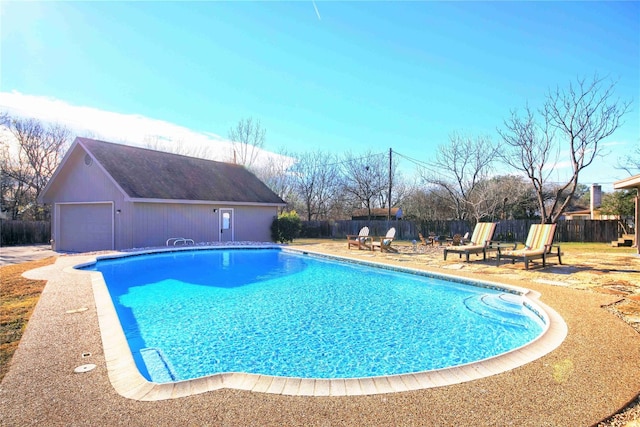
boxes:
[566,204,589,212]
[565,209,591,216]
[43,137,286,205]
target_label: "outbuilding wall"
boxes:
[232,205,279,242]
[131,202,220,248]
[130,203,278,248]
[40,145,126,251]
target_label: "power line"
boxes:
[392,150,440,175]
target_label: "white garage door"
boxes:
[58,203,113,252]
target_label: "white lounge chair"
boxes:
[372,227,397,253]
[347,227,372,250]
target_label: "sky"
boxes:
[1,1,638,191]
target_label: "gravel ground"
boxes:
[1,242,638,426]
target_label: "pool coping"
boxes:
[73,245,568,401]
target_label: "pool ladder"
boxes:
[166,237,195,246]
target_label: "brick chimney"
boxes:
[590,183,602,219]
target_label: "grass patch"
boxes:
[558,242,636,253]
[0,257,56,382]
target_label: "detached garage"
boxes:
[39,137,286,253]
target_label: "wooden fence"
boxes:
[301,219,620,243]
[0,220,51,246]
[0,219,620,247]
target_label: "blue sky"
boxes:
[1,1,638,189]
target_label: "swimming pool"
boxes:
[81,246,555,394]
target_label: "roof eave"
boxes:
[39,137,131,203]
[38,138,81,203]
[613,174,640,190]
[127,197,286,207]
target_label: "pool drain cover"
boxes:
[74,364,96,373]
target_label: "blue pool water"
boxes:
[84,248,544,382]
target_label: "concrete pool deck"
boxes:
[1,243,639,426]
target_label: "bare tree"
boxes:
[228,117,266,168]
[1,114,72,219]
[402,185,456,222]
[421,133,499,220]
[499,107,557,222]
[143,134,203,158]
[289,150,341,221]
[0,141,30,219]
[500,74,631,223]
[251,148,297,212]
[467,175,538,221]
[340,151,389,219]
[386,172,410,217]
[616,143,640,176]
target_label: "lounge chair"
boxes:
[443,222,497,262]
[496,223,562,270]
[347,226,371,250]
[372,227,397,252]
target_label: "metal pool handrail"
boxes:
[166,237,195,246]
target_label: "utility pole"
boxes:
[388,148,392,221]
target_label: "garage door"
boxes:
[58,203,113,252]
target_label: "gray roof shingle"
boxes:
[78,137,285,204]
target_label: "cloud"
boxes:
[600,140,627,148]
[0,91,292,168]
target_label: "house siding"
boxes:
[132,203,219,248]
[233,205,278,242]
[130,203,278,247]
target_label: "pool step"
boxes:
[140,347,178,383]
[463,293,528,327]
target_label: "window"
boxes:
[222,212,230,230]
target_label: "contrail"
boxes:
[312,0,321,20]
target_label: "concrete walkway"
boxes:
[0,244,59,266]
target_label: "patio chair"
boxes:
[443,222,497,262]
[372,227,397,252]
[496,223,562,270]
[347,226,372,250]
[418,232,434,247]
